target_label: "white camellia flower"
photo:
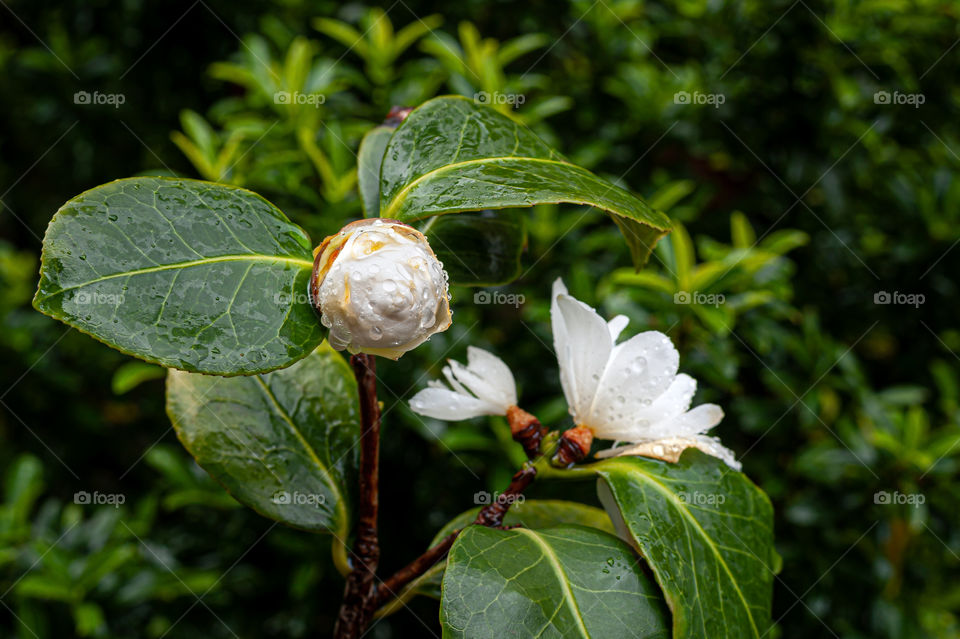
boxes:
[309,219,452,360]
[551,278,740,470]
[409,346,517,420]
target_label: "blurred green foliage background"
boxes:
[1,0,958,637]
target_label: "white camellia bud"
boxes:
[309,218,452,360]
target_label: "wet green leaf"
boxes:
[379,96,672,268]
[576,450,777,639]
[377,500,614,616]
[440,525,670,639]
[165,344,358,540]
[33,177,323,375]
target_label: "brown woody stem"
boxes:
[360,407,547,618]
[371,531,460,609]
[473,464,538,528]
[334,354,382,639]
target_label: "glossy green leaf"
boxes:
[377,500,615,616]
[379,96,672,268]
[357,125,394,218]
[562,450,776,639]
[165,343,358,543]
[440,525,670,639]
[33,177,323,376]
[425,210,525,286]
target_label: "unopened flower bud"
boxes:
[309,219,452,359]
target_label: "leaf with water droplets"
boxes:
[379,96,672,268]
[440,525,670,639]
[557,450,778,639]
[33,177,323,375]
[166,343,358,542]
[378,500,616,617]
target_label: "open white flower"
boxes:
[551,278,740,470]
[309,219,451,360]
[409,346,517,420]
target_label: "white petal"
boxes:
[607,315,629,341]
[584,331,679,439]
[633,373,697,435]
[447,361,502,409]
[692,435,741,471]
[551,277,569,300]
[441,365,469,395]
[465,346,517,408]
[555,294,613,425]
[409,388,500,420]
[551,278,575,413]
[648,403,724,439]
[595,434,741,471]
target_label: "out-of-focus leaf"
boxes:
[357,125,394,217]
[425,210,525,285]
[111,361,165,395]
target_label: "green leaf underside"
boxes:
[358,125,395,218]
[165,344,359,536]
[379,96,672,267]
[440,525,670,639]
[379,500,616,614]
[426,210,525,286]
[589,450,776,639]
[33,177,323,375]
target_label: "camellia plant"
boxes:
[32,96,776,638]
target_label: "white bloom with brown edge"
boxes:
[309,219,451,360]
[551,278,740,470]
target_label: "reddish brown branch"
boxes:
[358,406,547,618]
[372,531,460,608]
[473,465,537,528]
[334,354,382,639]
[370,464,539,612]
